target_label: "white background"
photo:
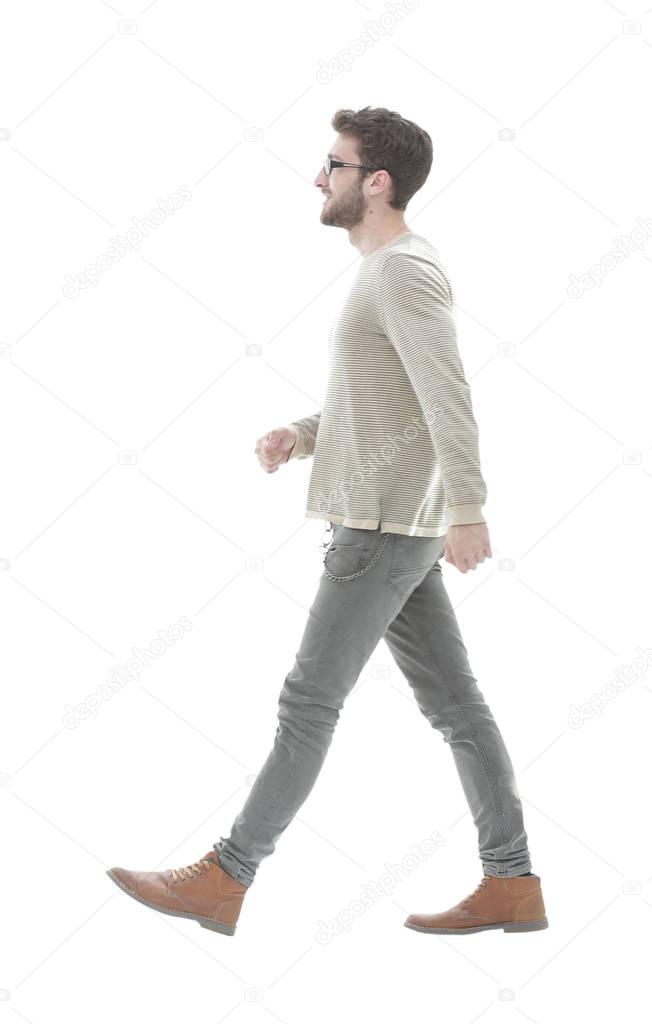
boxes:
[1,0,651,1019]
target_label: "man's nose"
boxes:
[314,169,328,189]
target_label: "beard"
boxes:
[320,179,367,229]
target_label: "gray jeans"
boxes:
[214,523,532,886]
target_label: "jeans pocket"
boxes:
[387,535,444,596]
[323,527,390,582]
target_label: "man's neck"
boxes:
[349,220,411,258]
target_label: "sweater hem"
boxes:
[304,509,449,538]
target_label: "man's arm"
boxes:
[286,411,321,460]
[377,252,487,526]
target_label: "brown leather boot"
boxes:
[106,850,249,936]
[404,873,548,934]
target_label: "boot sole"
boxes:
[405,917,549,934]
[106,869,237,936]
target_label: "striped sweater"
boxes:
[288,231,487,538]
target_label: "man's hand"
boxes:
[254,427,297,473]
[444,522,492,573]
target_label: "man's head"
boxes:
[315,106,433,230]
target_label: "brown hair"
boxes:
[331,106,433,210]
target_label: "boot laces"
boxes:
[461,876,489,905]
[170,857,213,883]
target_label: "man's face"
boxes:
[314,135,369,229]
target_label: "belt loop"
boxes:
[320,519,334,554]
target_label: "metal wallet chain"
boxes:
[322,524,390,583]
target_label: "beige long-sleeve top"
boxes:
[288,231,487,538]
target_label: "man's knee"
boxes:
[277,687,340,743]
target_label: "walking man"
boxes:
[107,106,547,937]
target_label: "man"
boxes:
[107,106,547,937]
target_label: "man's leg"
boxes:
[382,554,533,878]
[214,525,420,888]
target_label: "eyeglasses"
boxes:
[323,155,377,176]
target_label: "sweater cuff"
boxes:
[447,503,486,526]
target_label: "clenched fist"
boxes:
[254,427,297,473]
